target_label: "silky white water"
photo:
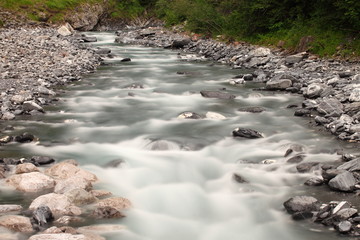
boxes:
[6,32,354,240]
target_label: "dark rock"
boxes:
[32,205,53,227]
[92,206,125,219]
[31,156,55,165]
[233,173,248,183]
[232,128,263,139]
[314,116,331,125]
[82,37,97,42]
[200,91,236,99]
[0,158,21,165]
[237,106,265,113]
[103,159,124,168]
[171,38,191,49]
[336,221,352,233]
[95,48,111,55]
[344,102,360,116]
[287,104,299,108]
[14,133,35,143]
[177,111,203,119]
[283,196,320,214]
[296,162,320,173]
[317,98,343,116]
[328,171,356,192]
[322,169,346,182]
[339,71,354,78]
[337,158,360,172]
[243,74,254,81]
[121,58,131,62]
[287,154,305,163]
[294,109,311,117]
[304,177,324,186]
[292,211,314,220]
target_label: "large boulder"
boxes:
[283,196,320,214]
[65,3,106,31]
[57,23,74,36]
[249,47,271,57]
[6,172,55,192]
[29,193,81,217]
[45,162,97,183]
[96,197,131,211]
[0,215,33,233]
[337,158,360,172]
[303,83,326,99]
[328,171,356,192]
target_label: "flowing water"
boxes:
[1,32,356,239]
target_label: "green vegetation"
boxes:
[1,0,359,58]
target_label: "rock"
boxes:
[32,205,54,227]
[28,233,92,240]
[23,101,44,113]
[45,162,97,182]
[292,211,314,220]
[332,201,351,215]
[344,102,360,116]
[171,38,191,49]
[10,95,25,104]
[249,47,271,57]
[120,57,131,62]
[232,128,264,139]
[37,86,56,96]
[0,136,13,144]
[90,190,112,198]
[15,163,39,174]
[6,172,55,192]
[102,159,124,168]
[43,226,77,234]
[1,112,15,120]
[0,205,22,213]
[54,216,84,225]
[265,79,292,90]
[317,98,343,116]
[337,158,360,172]
[57,23,74,36]
[304,177,324,186]
[334,208,358,220]
[31,156,55,165]
[294,109,310,117]
[285,54,304,65]
[243,74,254,81]
[0,215,33,233]
[177,111,203,119]
[65,188,97,206]
[77,224,124,234]
[304,83,325,99]
[322,169,346,182]
[200,90,236,99]
[205,111,226,119]
[233,173,248,183]
[287,154,305,163]
[328,171,356,192]
[96,197,131,211]
[29,193,81,217]
[336,221,352,233]
[238,106,265,113]
[14,132,35,143]
[82,37,97,42]
[95,48,111,55]
[54,176,93,194]
[66,2,105,30]
[283,196,320,214]
[92,206,125,219]
[349,88,360,102]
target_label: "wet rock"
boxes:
[82,36,97,42]
[32,205,54,227]
[29,193,82,217]
[65,188,97,206]
[6,172,55,192]
[0,205,22,213]
[266,78,292,90]
[328,171,356,192]
[54,176,93,194]
[15,163,39,174]
[103,159,124,168]
[31,156,55,165]
[287,154,305,163]
[322,169,346,182]
[54,216,85,225]
[200,90,236,99]
[43,226,77,234]
[296,162,320,173]
[337,158,360,172]
[283,196,321,214]
[96,197,131,211]
[317,98,343,116]
[292,211,314,220]
[232,128,264,139]
[37,86,56,96]
[233,173,248,183]
[1,112,15,120]
[237,106,265,113]
[294,109,311,117]
[23,101,44,113]
[335,208,358,220]
[304,177,324,186]
[45,162,97,183]
[77,224,124,234]
[95,48,111,55]
[177,111,203,119]
[336,221,352,233]
[171,38,191,49]
[125,83,143,89]
[92,206,125,219]
[90,190,112,198]
[28,233,93,240]
[0,136,13,144]
[0,215,33,233]
[205,111,226,119]
[120,58,131,62]
[14,132,35,143]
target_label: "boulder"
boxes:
[303,83,325,99]
[265,79,292,90]
[317,98,343,116]
[249,47,271,57]
[171,38,191,49]
[65,188,97,206]
[200,91,236,99]
[287,154,305,163]
[232,128,263,139]
[14,132,35,143]
[55,175,93,194]
[1,112,15,120]
[304,177,324,186]
[96,197,131,212]
[66,3,105,31]
[337,158,360,172]
[95,48,111,55]
[45,162,97,182]
[10,95,25,104]
[334,208,358,220]
[0,215,33,233]
[344,102,360,116]
[0,205,22,213]
[6,172,55,192]
[285,54,304,65]
[54,216,84,225]
[31,156,55,165]
[15,163,39,174]
[23,101,44,113]
[328,171,356,192]
[29,193,81,217]
[322,169,346,182]
[336,221,352,233]
[283,196,320,214]
[57,23,74,36]
[92,206,125,219]
[205,112,226,119]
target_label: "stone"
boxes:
[10,95,25,104]
[23,101,44,113]
[283,196,320,214]
[171,38,191,49]
[292,211,314,220]
[31,156,55,165]
[304,83,325,99]
[0,205,22,213]
[57,23,74,36]
[6,172,55,192]
[45,162,97,182]
[349,88,360,102]
[233,173,248,183]
[14,132,35,143]
[287,154,305,163]
[200,91,236,99]
[334,208,358,220]
[95,48,111,55]
[54,176,93,194]
[28,234,90,240]
[0,136,13,144]
[294,109,310,117]
[90,190,112,198]
[317,98,343,116]
[29,193,81,217]
[37,86,56,96]
[96,197,131,211]
[304,177,324,186]
[32,205,54,227]
[0,215,33,233]
[265,79,292,90]
[249,47,271,57]
[328,171,356,192]
[338,158,360,172]
[103,159,124,168]
[92,206,125,219]
[54,216,85,225]
[322,169,346,182]
[121,58,131,62]
[77,224,124,234]
[43,226,76,234]
[232,128,263,139]
[15,163,39,174]
[344,102,360,116]
[1,112,15,120]
[336,221,352,233]
[285,54,304,65]
[205,112,226,119]
[65,188,97,206]
[177,111,203,119]
[82,37,97,42]
[237,106,265,113]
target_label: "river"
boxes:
[2,32,354,240]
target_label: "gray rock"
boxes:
[249,47,271,57]
[328,171,356,192]
[233,173,248,183]
[23,101,44,113]
[31,156,55,165]
[317,98,343,116]
[349,88,360,102]
[265,79,292,90]
[1,112,15,120]
[304,177,324,186]
[82,37,97,42]
[37,86,56,96]
[95,48,111,55]
[120,58,131,62]
[200,90,236,99]
[336,221,352,233]
[337,158,360,172]
[232,128,264,139]
[177,111,203,119]
[283,196,320,214]
[304,83,325,99]
[238,106,265,113]
[322,169,346,182]
[32,205,53,227]
[285,54,304,65]
[296,162,320,173]
[334,208,358,220]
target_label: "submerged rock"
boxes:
[232,128,264,139]
[177,111,203,119]
[200,90,236,99]
[237,106,265,113]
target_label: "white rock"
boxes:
[6,172,55,192]
[1,112,15,120]
[205,112,226,120]
[349,88,360,102]
[29,234,90,240]
[23,101,44,112]
[57,23,74,37]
